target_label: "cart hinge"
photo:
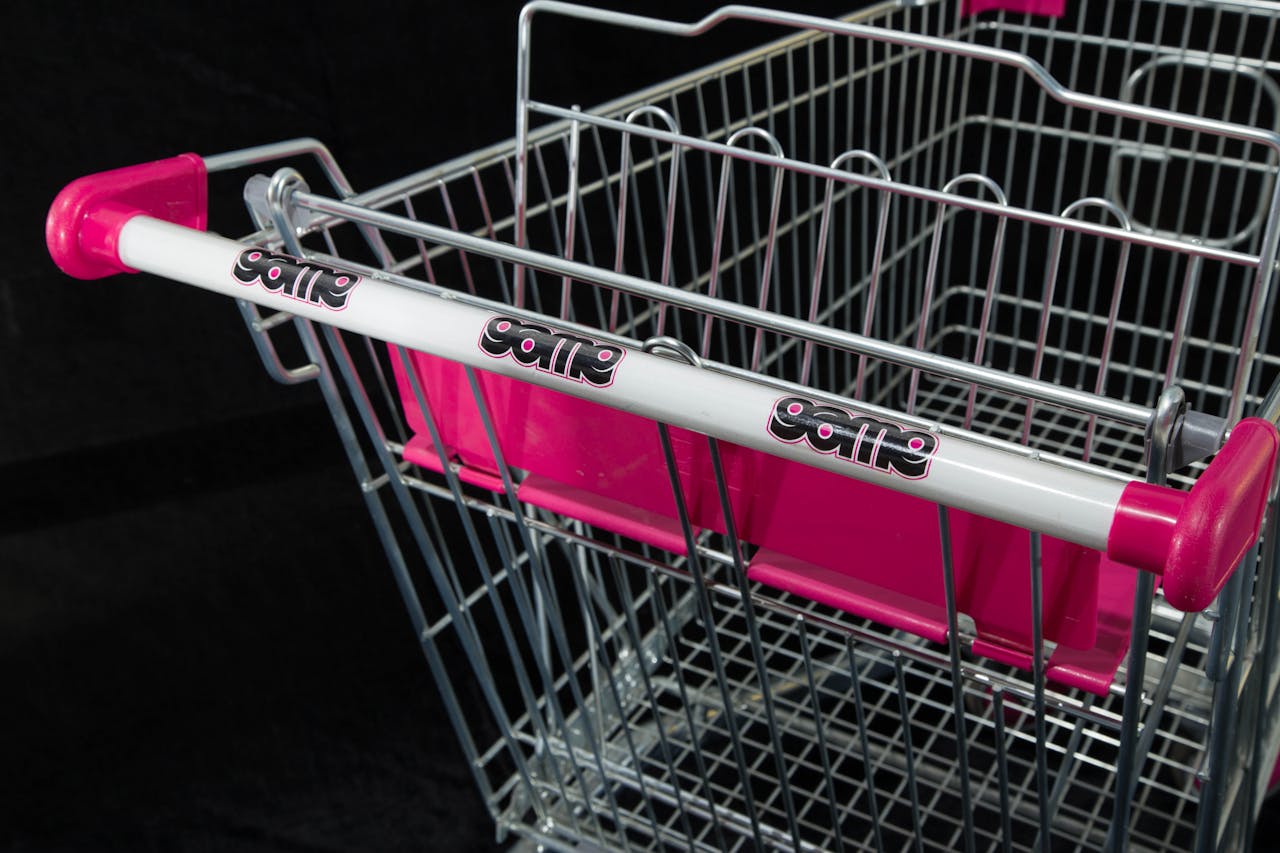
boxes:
[1169,409,1229,472]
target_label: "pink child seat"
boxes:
[391,346,1136,695]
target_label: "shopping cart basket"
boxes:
[45,1,1280,850]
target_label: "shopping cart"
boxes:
[45,0,1280,850]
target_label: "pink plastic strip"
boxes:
[47,154,208,280]
[749,548,1134,697]
[401,434,506,493]
[749,550,950,644]
[518,475,692,555]
[962,0,1066,16]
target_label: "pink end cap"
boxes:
[1107,482,1184,574]
[46,153,208,280]
[1109,418,1279,612]
[1163,418,1278,611]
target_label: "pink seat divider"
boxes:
[749,551,952,644]
[1041,557,1138,695]
[392,347,1134,693]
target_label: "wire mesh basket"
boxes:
[45,0,1280,850]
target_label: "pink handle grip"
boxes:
[46,153,208,280]
[1108,418,1279,611]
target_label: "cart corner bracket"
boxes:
[1109,418,1279,612]
[46,153,208,280]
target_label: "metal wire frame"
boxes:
[250,298,1230,851]
[512,0,1280,426]
[254,0,1280,466]
[244,170,1268,847]
[212,1,1280,849]
[252,183,1228,845]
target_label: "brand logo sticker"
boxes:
[767,396,939,479]
[232,249,361,311]
[479,315,624,387]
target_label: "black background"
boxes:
[2,2,859,851]
[5,1,1280,850]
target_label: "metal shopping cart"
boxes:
[44,0,1280,850]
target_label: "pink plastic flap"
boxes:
[732,455,1101,653]
[392,347,683,515]
[749,551,1133,696]
[401,434,506,493]
[393,348,1128,690]
[519,475,693,555]
[750,550,950,644]
[1045,557,1137,694]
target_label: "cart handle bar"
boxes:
[46,157,1280,612]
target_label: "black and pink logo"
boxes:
[479,316,624,387]
[767,396,939,479]
[232,249,361,311]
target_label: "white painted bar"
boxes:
[119,215,1128,550]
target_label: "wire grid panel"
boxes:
[226,0,1280,850]
[501,0,1280,462]
[359,440,1215,853]
[284,254,1232,851]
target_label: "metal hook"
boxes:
[909,174,1010,419]
[805,149,894,391]
[611,105,683,334]
[642,335,703,368]
[265,167,310,257]
[704,127,786,369]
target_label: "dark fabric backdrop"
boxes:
[2,2,856,851]
[6,1,1280,850]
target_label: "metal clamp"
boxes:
[235,299,321,385]
[207,140,379,386]
[237,167,322,385]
